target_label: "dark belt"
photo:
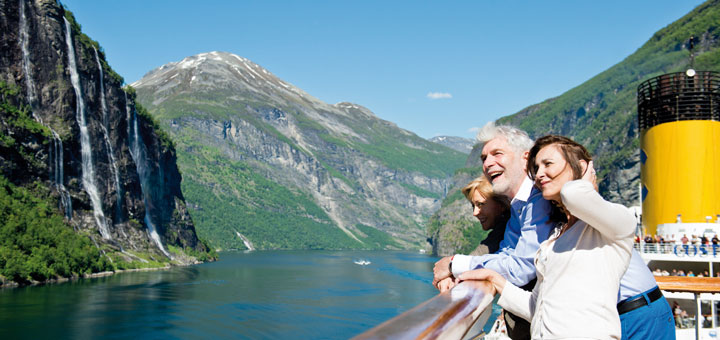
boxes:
[617,286,663,315]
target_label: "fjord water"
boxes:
[0,251,442,339]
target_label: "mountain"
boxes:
[132,51,466,250]
[429,136,475,154]
[429,0,720,256]
[0,0,213,284]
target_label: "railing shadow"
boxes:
[352,280,496,340]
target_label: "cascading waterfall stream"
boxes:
[64,17,111,239]
[19,0,36,113]
[94,47,109,127]
[127,103,170,257]
[20,1,72,219]
[125,92,132,139]
[50,130,73,219]
[94,47,123,221]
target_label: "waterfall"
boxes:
[50,130,73,219]
[64,17,111,239]
[20,1,72,219]
[94,48,108,127]
[125,92,131,140]
[235,230,255,251]
[18,0,36,114]
[94,47,123,221]
[127,102,170,257]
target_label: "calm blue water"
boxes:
[0,250,498,339]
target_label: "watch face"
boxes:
[686,69,696,77]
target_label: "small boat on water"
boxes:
[354,259,371,266]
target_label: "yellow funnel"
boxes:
[641,120,720,234]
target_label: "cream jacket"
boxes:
[498,180,635,339]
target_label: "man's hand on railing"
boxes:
[432,256,453,288]
[436,277,456,292]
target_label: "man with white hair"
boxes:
[433,122,553,339]
[433,122,674,340]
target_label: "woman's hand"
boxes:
[457,268,507,294]
[582,160,598,191]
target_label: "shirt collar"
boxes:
[511,177,534,205]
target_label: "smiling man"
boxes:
[432,122,553,287]
[432,122,554,340]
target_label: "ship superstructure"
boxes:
[637,63,720,339]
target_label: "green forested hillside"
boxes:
[176,145,361,250]
[0,174,112,284]
[0,83,111,284]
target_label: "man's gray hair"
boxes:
[476,121,534,153]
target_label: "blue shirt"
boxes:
[452,177,554,286]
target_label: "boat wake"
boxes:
[353,259,371,266]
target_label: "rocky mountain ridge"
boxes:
[428,135,475,154]
[133,51,467,250]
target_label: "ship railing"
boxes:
[656,276,720,340]
[351,280,496,340]
[632,242,720,255]
[634,242,675,254]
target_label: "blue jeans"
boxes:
[620,287,676,340]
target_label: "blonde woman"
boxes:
[436,177,510,292]
[461,176,511,255]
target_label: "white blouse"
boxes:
[498,180,635,339]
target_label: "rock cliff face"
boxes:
[133,52,466,250]
[0,0,209,263]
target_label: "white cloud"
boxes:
[468,127,480,134]
[427,92,452,100]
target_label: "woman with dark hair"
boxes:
[459,135,635,339]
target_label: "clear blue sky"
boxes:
[61,0,705,139]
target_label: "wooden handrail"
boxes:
[351,276,720,339]
[352,281,496,340]
[655,276,720,293]
[656,276,720,339]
